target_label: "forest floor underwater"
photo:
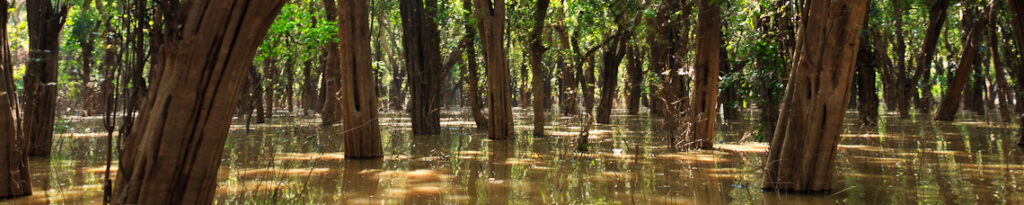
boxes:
[2,107,1024,204]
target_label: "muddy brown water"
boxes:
[3,108,1024,204]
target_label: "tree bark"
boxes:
[25,0,67,156]
[321,0,343,125]
[892,0,911,119]
[685,0,721,150]
[529,0,550,136]
[475,0,514,140]
[583,55,596,115]
[913,0,951,114]
[113,0,285,203]
[399,0,446,135]
[762,0,868,192]
[338,0,384,158]
[934,4,991,121]
[555,27,579,116]
[1008,0,1024,145]
[0,0,30,198]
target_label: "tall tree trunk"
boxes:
[475,0,514,140]
[934,4,991,121]
[112,0,285,203]
[79,24,97,116]
[529,0,550,136]
[555,27,579,116]
[892,0,911,119]
[583,55,596,114]
[0,0,30,198]
[263,56,278,121]
[663,0,692,145]
[720,35,740,121]
[625,45,643,115]
[762,0,868,192]
[285,56,294,113]
[463,0,487,129]
[685,0,721,150]
[987,5,1011,121]
[301,57,316,115]
[338,0,384,158]
[25,0,67,157]
[595,34,627,124]
[1006,0,1024,145]
[914,0,951,114]
[856,23,878,126]
[321,0,343,125]
[400,0,446,135]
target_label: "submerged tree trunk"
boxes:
[685,0,721,150]
[625,45,643,115]
[475,0,514,140]
[1009,0,1024,145]
[583,55,596,115]
[934,5,990,121]
[400,0,446,135]
[914,0,951,114]
[0,0,30,198]
[595,34,626,124]
[892,0,911,119]
[555,27,579,116]
[321,0,343,126]
[25,0,67,156]
[529,0,550,136]
[990,8,1012,122]
[338,0,384,158]
[113,0,285,203]
[463,0,487,129]
[856,25,878,126]
[762,0,868,192]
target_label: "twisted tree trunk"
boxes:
[113,0,285,203]
[762,0,868,192]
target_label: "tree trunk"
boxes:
[337,0,384,158]
[625,45,643,115]
[112,0,285,203]
[475,0,514,140]
[79,24,97,116]
[285,56,295,113]
[555,27,579,116]
[892,0,911,119]
[463,0,487,129]
[321,0,343,125]
[400,0,446,135]
[661,0,691,145]
[762,0,868,192]
[25,0,67,157]
[263,56,278,121]
[301,57,316,115]
[913,0,951,114]
[856,24,878,126]
[720,35,740,121]
[987,6,1011,121]
[934,5,991,121]
[583,55,596,115]
[596,34,626,124]
[529,0,550,136]
[0,0,30,198]
[685,0,721,150]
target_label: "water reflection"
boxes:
[3,109,1024,204]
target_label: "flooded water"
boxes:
[3,108,1024,204]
